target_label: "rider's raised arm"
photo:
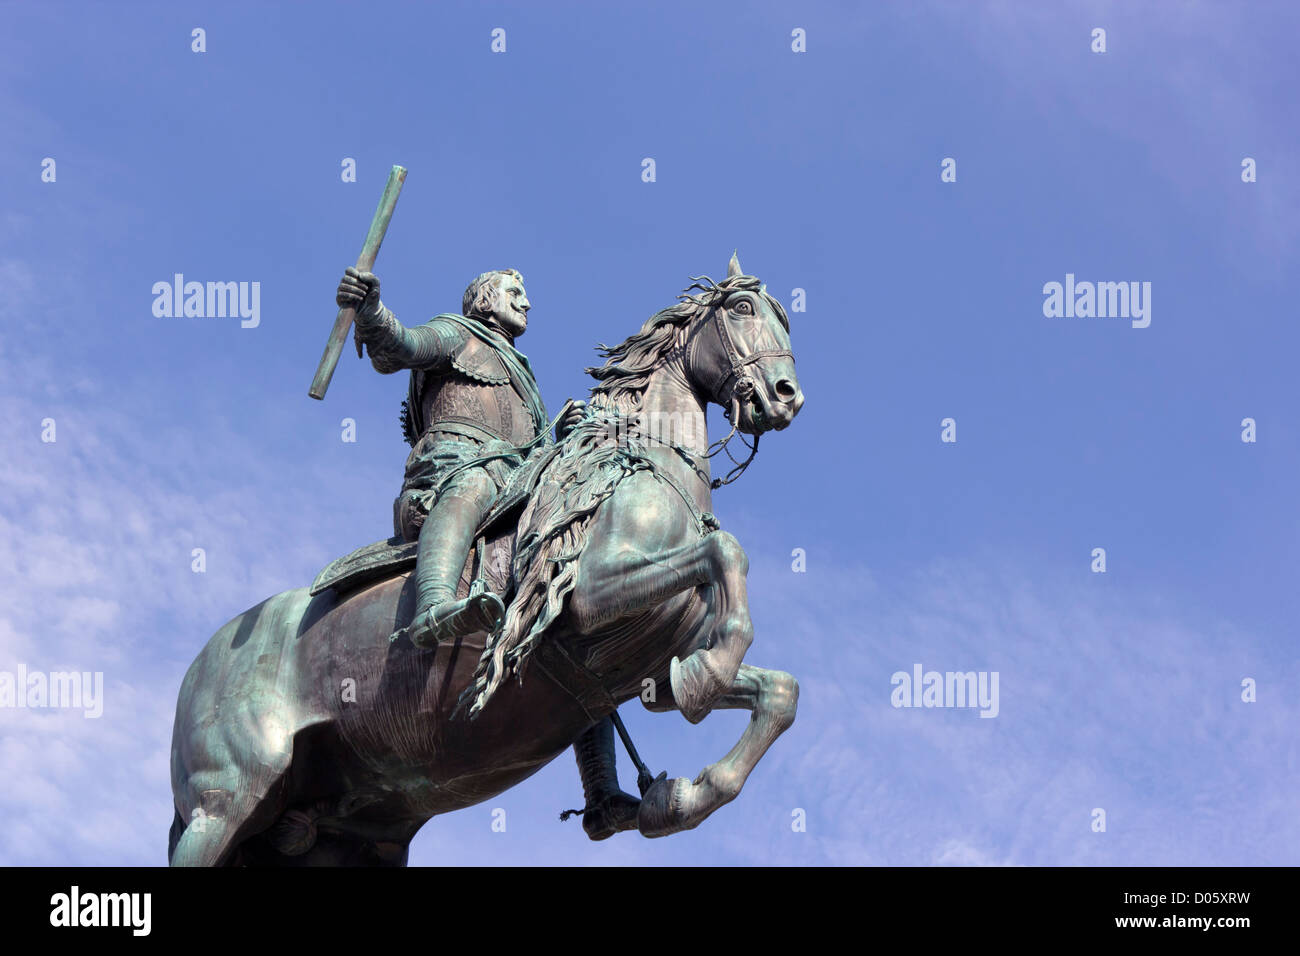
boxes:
[355,308,466,375]
[338,267,468,375]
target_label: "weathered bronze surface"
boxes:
[168,244,804,865]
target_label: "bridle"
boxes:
[684,288,794,489]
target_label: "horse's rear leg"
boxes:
[169,804,243,867]
[637,663,798,838]
[169,772,284,867]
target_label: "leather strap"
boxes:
[531,637,615,724]
[430,417,510,445]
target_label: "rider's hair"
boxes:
[463,269,524,318]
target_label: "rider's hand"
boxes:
[337,267,382,321]
[556,399,587,440]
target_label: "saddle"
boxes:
[309,442,561,598]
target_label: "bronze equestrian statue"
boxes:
[168,253,804,865]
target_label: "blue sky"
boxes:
[1,0,1297,865]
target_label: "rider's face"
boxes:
[489,276,530,337]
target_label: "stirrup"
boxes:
[392,592,505,649]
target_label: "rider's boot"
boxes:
[392,493,504,649]
[573,718,640,840]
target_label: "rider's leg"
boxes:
[571,717,640,841]
[394,468,504,648]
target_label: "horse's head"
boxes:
[684,253,803,435]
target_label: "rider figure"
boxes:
[338,266,548,648]
[336,265,640,839]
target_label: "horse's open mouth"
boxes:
[741,397,771,434]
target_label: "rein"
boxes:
[687,294,793,489]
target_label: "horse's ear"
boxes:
[727,251,743,278]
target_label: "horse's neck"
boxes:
[635,359,714,518]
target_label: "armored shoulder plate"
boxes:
[451,335,512,385]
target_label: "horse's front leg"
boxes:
[669,531,753,724]
[570,509,754,722]
[637,663,799,838]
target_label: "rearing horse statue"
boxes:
[168,254,804,865]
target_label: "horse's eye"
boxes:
[732,300,753,315]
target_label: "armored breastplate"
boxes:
[420,373,537,447]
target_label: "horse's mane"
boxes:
[585,273,789,410]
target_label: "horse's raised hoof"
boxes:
[670,653,725,724]
[583,789,641,841]
[637,773,689,838]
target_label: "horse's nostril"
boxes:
[774,379,798,403]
